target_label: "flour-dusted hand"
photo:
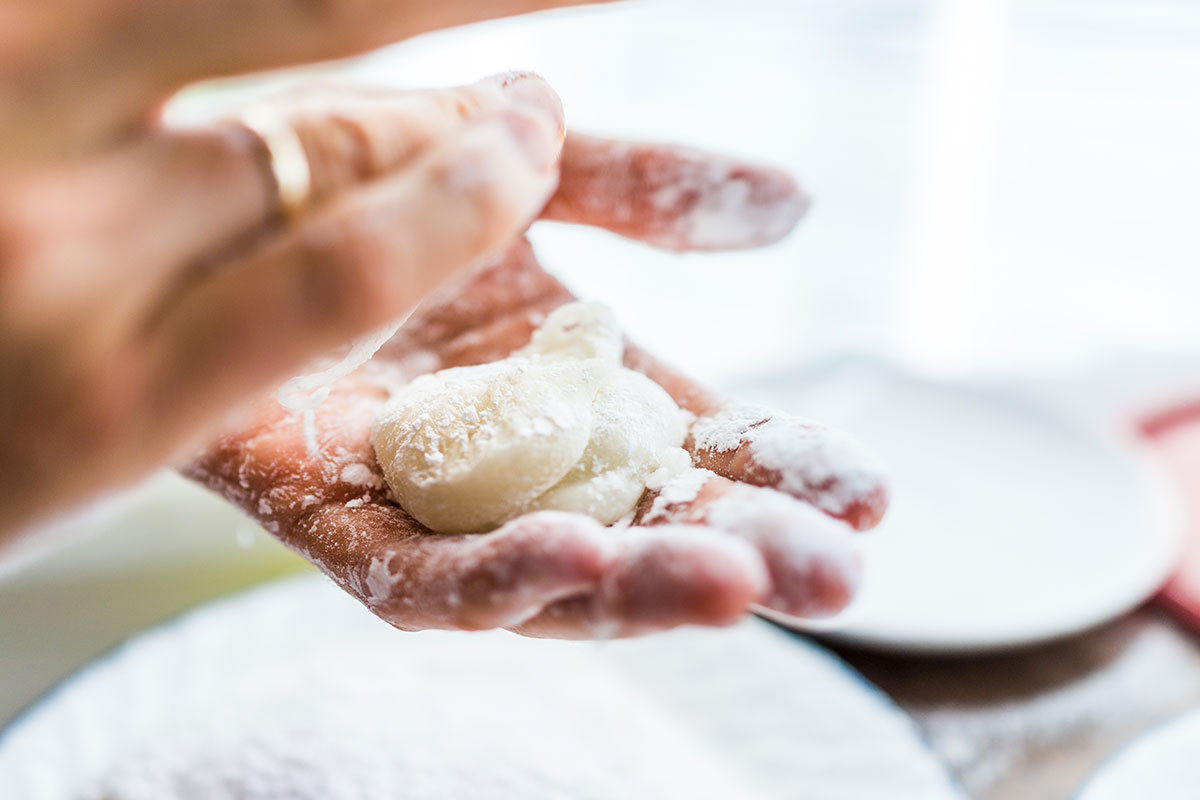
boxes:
[0,0,888,637]
[190,240,889,640]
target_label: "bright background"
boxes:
[346,0,1200,386]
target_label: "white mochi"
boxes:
[371,303,690,533]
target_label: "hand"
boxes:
[0,0,624,538]
[187,138,888,637]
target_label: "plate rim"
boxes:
[739,358,1188,655]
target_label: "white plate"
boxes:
[1076,706,1200,800]
[0,576,962,800]
[736,360,1185,654]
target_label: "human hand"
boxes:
[0,0,625,539]
[187,137,887,637]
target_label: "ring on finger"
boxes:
[239,106,313,220]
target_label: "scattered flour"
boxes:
[79,641,760,800]
[642,467,715,524]
[276,316,407,455]
[4,578,960,800]
[339,463,382,488]
[365,552,399,604]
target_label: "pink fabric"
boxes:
[1143,405,1200,630]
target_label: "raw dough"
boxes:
[371,302,690,533]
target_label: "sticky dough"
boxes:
[371,302,691,534]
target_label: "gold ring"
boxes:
[240,107,312,220]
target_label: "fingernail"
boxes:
[496,109,561,172]
[484,71,566,141]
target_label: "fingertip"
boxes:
[602,528,765,629]
[842,482,891,531]
[436,110,561,240]
[495,510,616,582]
[743,166,810,248]
[451,511,614,629]
[707,487,862,619]
[782,529,861,618]
[689,533,770,625]
[486,71,565,139]
[491,108,563,173]
[690,407,891,531]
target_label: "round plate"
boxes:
[0,576,961,800]
[1076,707,1200,800]
[737,360,1185,654]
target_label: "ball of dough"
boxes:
[371,303,690,534]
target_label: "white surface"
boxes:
[0,576,962,800]
[1077,706,1200,800]
[737,359,1185,653]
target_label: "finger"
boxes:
[342,510,617,632]
[144,108,561,436]
[510,526,767,639]
[542,132,809,251]
[0,125,268,322]
[113,74,562,284]
[688,402,890,531]
[621,346,890,531]
[374,124,811,363]
[638,469,861,620]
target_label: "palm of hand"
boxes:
[189,237,888,639]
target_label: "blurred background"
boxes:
[348,0,1200,387]
[3,1,1200,798]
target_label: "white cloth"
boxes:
[0,576,960,799]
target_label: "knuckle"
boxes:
[294,110,377,195]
